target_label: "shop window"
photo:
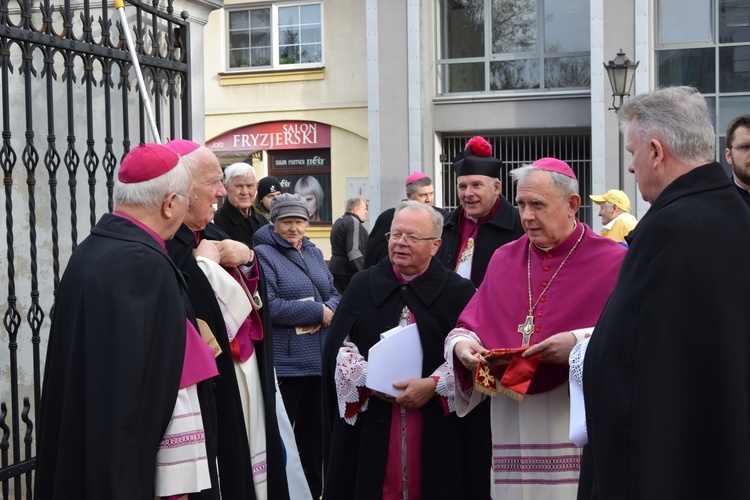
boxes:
[227,2,322,70]
[436,0,590,95]
[269,150,332,224]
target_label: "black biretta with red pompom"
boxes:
[452,136,503,179]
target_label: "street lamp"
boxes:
[604,50,639,189]
[604,50,639,112]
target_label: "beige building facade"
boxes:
[202,0,750,257]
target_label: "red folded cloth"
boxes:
[474,347,543,401]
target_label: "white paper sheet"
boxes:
[365,323,423,397]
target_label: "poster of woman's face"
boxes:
[294,175,326,223]
[269,150,332,224]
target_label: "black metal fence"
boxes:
[0,0,191,495]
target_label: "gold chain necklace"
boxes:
[517,224,585,346]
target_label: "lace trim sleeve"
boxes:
[430,361,455,414]
[335,340,371,426]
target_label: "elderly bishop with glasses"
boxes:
[322,200,481,499]
[445,158,627,500]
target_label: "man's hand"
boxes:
[393,377,437,410]
[193,239,221,263]
[215,239,253,267]
[454,339,488,372]
[522,331,578,363]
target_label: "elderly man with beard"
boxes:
[164,140,292,500]
[725,114,750,209]
[446,158,626,500]
[323,201,476,500]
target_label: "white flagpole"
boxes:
[114,0,162,144]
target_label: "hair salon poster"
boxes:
[269,150,332,224]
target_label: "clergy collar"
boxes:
[734,178,750,194]
[369,258,448,308]
[463,195,501,224]
[532,220,582,255]
[113,211,166,249]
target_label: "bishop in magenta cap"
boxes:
[117,143,180,184]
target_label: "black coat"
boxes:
[167,223,290,500]
[734,182,750,209]
[435,196,524,287]
[581,162,750,499]
[329,211,368,292]
[322,258,475,500]
[213,201,269,246]
[36,214,187,499]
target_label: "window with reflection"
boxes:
[227,2,322,70]
[437,0,589,95]
[655,0,750,156]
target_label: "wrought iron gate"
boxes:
[0,0,191,495]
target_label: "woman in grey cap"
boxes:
[252,193,340,499]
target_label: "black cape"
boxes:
[35,214,187,499]
[581,162,750,499]
[435,195,524,287]
[213,201,269,245]
[322,258,476,499]
[167,223,290,500]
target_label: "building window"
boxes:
[436,0,590,95]
[656,0,750,157]
[227,2,322,70]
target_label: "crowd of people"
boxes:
[34,86,750,500]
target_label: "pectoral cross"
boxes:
[517,315,535,347]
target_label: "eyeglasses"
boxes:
[177,193,198,206]
[385,232,438,245]
[731,145,750,155]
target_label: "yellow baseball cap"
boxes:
[590,189,631,212]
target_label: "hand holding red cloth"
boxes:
[474,347,543,401]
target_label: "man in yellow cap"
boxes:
[590,189,638,243]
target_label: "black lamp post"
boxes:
[604,50,639,189]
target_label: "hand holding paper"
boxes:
[365,323,423,398]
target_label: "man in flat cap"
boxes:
[589,189,638,243]
[164,140,293,500]
[364,171,445,268]
[446,158,626,500]
[36,143,204,498]
[436,136,524,287]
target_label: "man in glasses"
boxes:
[323,200,476,499]
[725,113,750,208]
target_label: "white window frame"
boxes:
[225,1,324,72]
[435,0,591,97]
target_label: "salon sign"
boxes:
[207,121,331,152]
